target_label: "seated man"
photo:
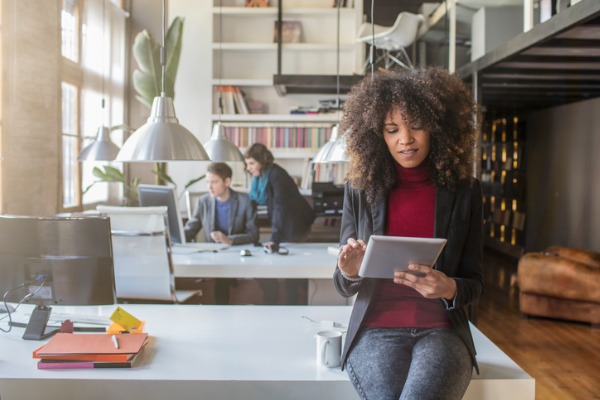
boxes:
[184,162,258,303]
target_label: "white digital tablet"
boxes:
[358,235,447,279]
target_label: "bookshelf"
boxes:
[211,0,363,178]
[480,115,526,259]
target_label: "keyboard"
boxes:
[46,312,112,326]
[172,242,230,252]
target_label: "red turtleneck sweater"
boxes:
[365,160,452,328]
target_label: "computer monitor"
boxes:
[138,184,186,244]
[0,215,116,340]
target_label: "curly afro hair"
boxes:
[341,67,481,204]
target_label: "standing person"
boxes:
[244,143,316,304]
[184,162,258,304]
[334,67,484,400]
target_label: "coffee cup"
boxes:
[315,330,342,368]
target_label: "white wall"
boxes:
[166,0,214,200]
[526,96,600,252]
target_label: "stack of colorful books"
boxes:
[33,332,149,369]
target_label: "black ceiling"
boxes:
[457,1,600,114]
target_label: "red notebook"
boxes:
[33,333,148,362]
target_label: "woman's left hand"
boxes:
[393,264,457,300]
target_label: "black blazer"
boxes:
[266,163,316,244]
[333,179,484,372]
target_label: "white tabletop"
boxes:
[172,242,339,279]
[0,304,533,400]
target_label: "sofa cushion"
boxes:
[518,250,600,304]
[546,246,600,269]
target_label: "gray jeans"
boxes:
[346,327,472,400]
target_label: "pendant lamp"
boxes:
[312,1,348,164]
[204,122,244,162]
[78,0,120,162]
[203,0,244,162]
[312,124,339,164]
[116,0,209,162]
[78,126,120,161]
[327,128,350,163]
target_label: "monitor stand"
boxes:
[21,305,59,340]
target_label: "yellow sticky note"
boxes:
[110,307,142,331]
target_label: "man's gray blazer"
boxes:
[184,189,258,245]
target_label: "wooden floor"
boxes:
[477,250,600,400]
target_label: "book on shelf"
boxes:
[215,86,249,115]
[300,157,314,191]
[233,87,249,115]
[290,106,321,115]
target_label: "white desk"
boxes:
[0,305,534,400]
[172,243,347,305]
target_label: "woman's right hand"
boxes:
[338,238,367,278]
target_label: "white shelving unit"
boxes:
[168,1,361,202]
[211,0,363,165]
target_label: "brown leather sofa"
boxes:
[517,246,600,327]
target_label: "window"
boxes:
[61,82,80,208]
[60,0,126,210]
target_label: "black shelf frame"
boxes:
[457,1,600,113]
[272,0,365,96]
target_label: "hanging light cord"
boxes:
[161,0,167,95]
[101,0,106,111]
[370,0,375,77]
[218,0,223,118]
[336,0,341,114]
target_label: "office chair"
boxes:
[356,12,424,71]
[97,205,200,303]
[184,190,207,221]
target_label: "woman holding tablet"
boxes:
[334,67,483,400]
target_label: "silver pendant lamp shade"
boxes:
[116,94,210,162]
[312,124,339,164]
[117,0,209,163]
[204,122,244,162]
[78,126,120,161]
[327,128,349,163]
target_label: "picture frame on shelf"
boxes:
[273,21,302,43]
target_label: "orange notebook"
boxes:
[33,333,148,362]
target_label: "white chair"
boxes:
[356,12,424,70]
[96,205,200,303]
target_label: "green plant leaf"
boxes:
[152,168,175,186]
[102,166,126,183]
[132,70,158,108]
[184,175,206,191]
[132,17,184,108]
[165,17,184,89]
[92,166,107,179]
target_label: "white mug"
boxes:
[315,330,342,368]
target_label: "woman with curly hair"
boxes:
[334,67,483,400]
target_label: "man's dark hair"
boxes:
[207,162,233,180]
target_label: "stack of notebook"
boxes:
[33,332,149,369]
